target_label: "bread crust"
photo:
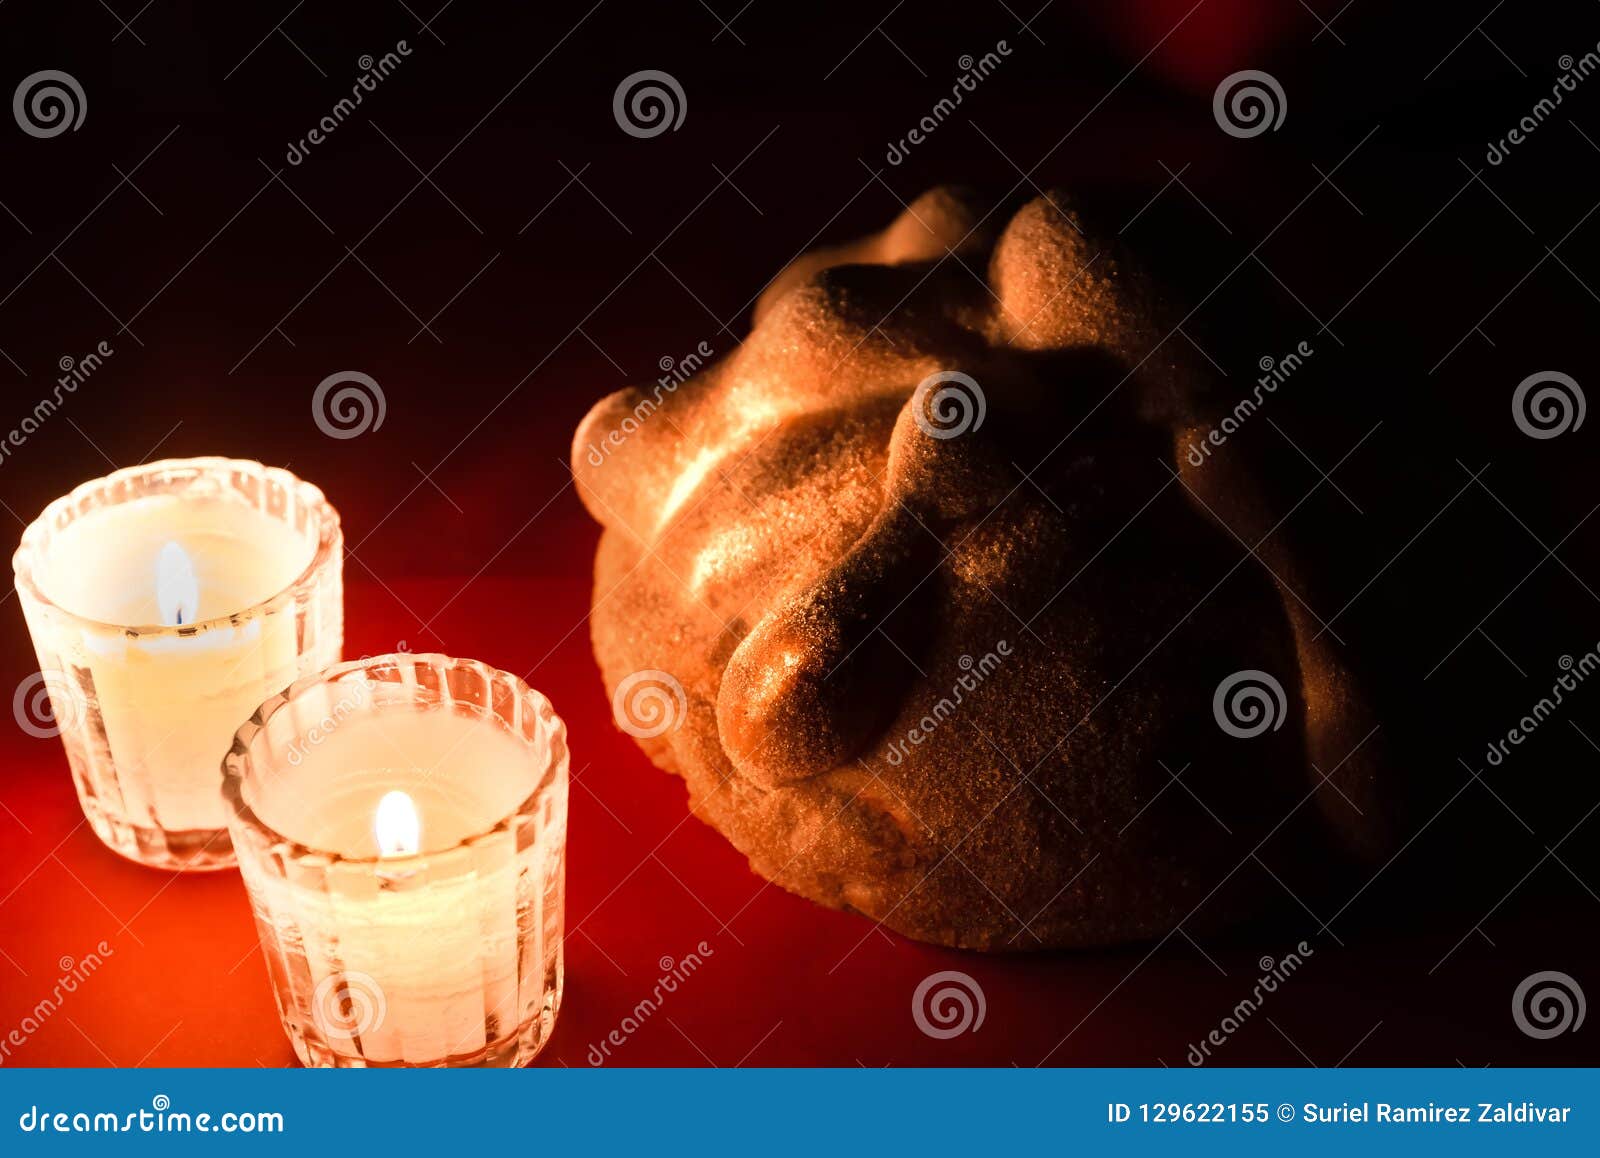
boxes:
[575,188,1385,949]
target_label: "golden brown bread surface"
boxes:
[573,188,1387,949]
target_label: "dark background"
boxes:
[0,0,1597,1066]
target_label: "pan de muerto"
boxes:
[573,187,1388,950]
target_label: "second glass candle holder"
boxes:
[223,652,569,1068]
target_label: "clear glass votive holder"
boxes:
[222,653,569,1069]
[11,457,343,871]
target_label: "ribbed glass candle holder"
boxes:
[222,653,569,1069]
[11,457,343,871]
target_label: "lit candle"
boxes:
[11,458,343,871]
[222,653,569,1068]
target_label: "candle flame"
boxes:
[374,790,421,858]
[156,541,199,626]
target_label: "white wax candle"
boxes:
[43,498,311,834]
[37,494,311,625]
[63,492,312,825]
[245,709,546,1066]
[14,459,343,870]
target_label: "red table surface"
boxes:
[0,571,1589,1068]
[0,0,1594,1072]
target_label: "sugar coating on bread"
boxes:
[574,187,1385,950]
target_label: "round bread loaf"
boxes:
[573,187,1388,949]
